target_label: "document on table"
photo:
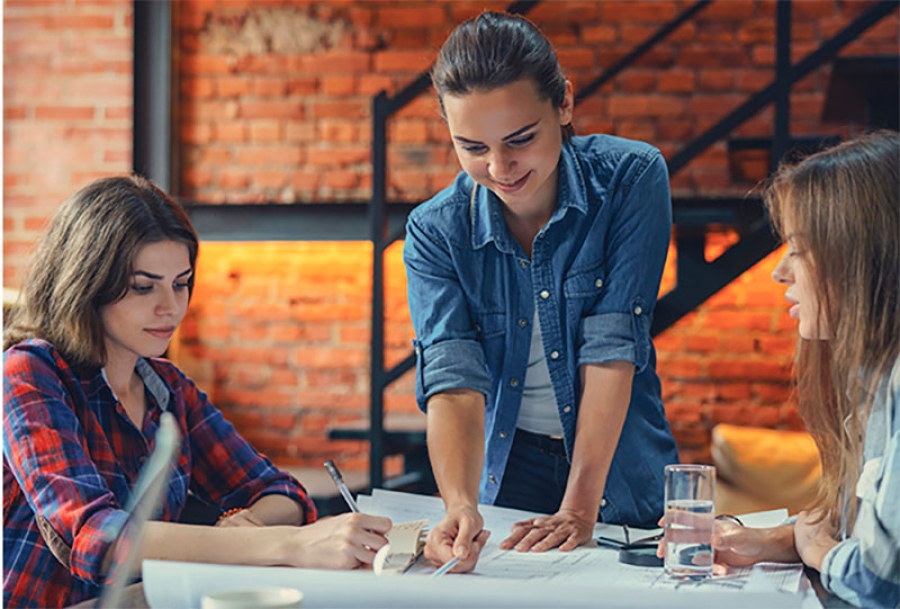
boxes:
[142,490,810,608]
[360,490,805,595]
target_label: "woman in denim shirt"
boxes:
[403,12,679,573]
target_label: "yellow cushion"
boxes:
[711,424,821,515]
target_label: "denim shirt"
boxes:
[404,135,679,527]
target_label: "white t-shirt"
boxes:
[516,310,565,437]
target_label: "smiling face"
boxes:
[441,78,573,218]
[99,240,193,365]
[772,226,829,340]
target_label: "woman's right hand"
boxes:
[655,518,799,568]
[709,521,779,566]
[424,504,490,573]
[281,512,392,570]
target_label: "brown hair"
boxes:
[4,175,199,370]
[432,11,574,140]
[765,131,900,529]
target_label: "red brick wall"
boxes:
[175,0,899,203]
[4,0,133,285]
[172,241,416,473]
[4,1,899,470]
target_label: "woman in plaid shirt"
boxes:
[3,176,391,608]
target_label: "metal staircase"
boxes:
[355,0,900,499]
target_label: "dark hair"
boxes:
[4,175,199,370]
[432,11,574,139]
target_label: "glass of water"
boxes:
[664,464,716,580]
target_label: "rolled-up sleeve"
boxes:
[577,151,671,373]
[416,339,492,405]
[404,211,492,411]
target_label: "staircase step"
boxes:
[823,55,899,130]
[727,135,842,183]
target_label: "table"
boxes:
[69,564,858,608]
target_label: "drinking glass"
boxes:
[664,464,716,579]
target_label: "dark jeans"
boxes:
[494,428,573,516]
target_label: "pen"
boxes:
[324,459,360,513]
[432,556,460,577]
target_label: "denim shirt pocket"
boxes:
[563,263,607,314]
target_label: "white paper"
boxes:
[143,491,807,608]
[738,508,790,528]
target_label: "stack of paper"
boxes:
[373,518,428,575]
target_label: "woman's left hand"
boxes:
[499,509,594,552]
[793,510,839,571]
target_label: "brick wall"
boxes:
[4,1,898,470]
[175,0,899,203]
[4,0,133,285]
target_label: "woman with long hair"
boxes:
[661,131,899,608]
[3,176,391,608]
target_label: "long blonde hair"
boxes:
[4,175,199,371]
[765,131,900,530]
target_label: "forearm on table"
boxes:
[245,493,305,526]
[138,521,289,572]
[560,361,634,518]
[426,389,485,509]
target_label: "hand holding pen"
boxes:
[318,460,392,568]
[423,503,491,575]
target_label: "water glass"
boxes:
[664,464,716,579]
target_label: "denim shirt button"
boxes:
[550,350,560,360]
[510,378,520,387]
[563,405,571,413]
[519,260,528,268]
[595,278,603,288]
[539,290,550,299]
[489,475,497,484]
[634,306,643,315]
[518,318,528,328]
[499,430,508,439]
[600,497,608,508]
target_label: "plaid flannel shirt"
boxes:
[3,339,316,608]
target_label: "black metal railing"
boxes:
[653,0,897,334]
